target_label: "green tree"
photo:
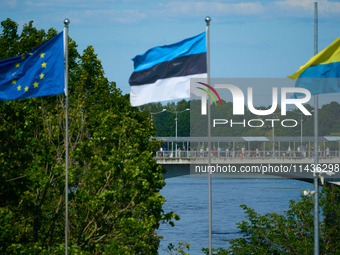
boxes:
[319,101,340,136]
[142,99,340,139]
[0,19,178,254]
[141,100,190,137]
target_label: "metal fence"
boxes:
[155,150,340,158]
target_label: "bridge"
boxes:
[153,137,340,185]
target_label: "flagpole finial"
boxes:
[205,16,211,25]
[64,18,70,26]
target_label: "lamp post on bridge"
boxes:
[269,112,280,157]
[150,109,166,122]
[289,109,314,157]
[164,108,190,157]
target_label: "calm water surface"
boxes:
[158,176,314,255]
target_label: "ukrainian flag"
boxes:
[289,37,340,95]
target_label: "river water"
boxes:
[158,176,314,254]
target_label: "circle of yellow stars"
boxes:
[12,51,47,93]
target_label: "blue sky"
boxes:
[1,0,340,103]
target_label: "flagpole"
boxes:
[63,18,70,255]
[205,16,212,255]
[313,3,319,255]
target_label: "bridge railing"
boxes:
[155,150,340,158]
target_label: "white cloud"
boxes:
[1,0,340,26]
[275,0,315,9]
[0,0,18,9]
[3,0,120,12]
[158,1,265,16]
[60,9,148,25]
[274,0,340,17]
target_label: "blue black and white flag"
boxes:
[129,32,207,106]
[0,32,64,101]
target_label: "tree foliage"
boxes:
[0,18,178,254]
[145,99,340,139]
[144,98,340,152]
[140,99,190,138]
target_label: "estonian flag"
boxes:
[289,36,340,95]
[129,32,207,106]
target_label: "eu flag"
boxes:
[0,32,64,101]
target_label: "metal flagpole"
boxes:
[313,2,319,255]
[205,16,212,255]
[63,18,70,255]
[176,112,178,158]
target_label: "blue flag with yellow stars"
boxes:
[0,31,64,101]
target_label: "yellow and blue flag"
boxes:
[0,32,64,101]
[289,37,340,95]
